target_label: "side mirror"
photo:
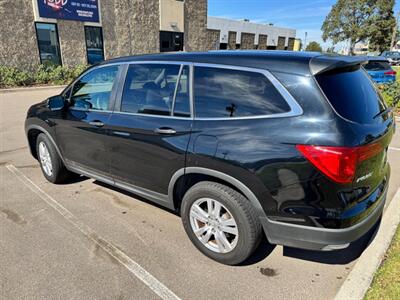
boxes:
[48,95,66,111]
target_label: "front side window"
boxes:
[194,67,290,118]
[85,26,105,65]
[35,23,62,66]
[121,64,190,117]
[70,66,119,111]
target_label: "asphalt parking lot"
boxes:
[1,88,400,300]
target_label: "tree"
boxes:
[326,46,336,53]
[368,0,396,53]
[306,41,322,52]
[390,11,399,50]
[321,0,395,55]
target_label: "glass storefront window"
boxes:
[85,26,104,65]
[35,23,62,66]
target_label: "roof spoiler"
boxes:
[310,55,368,76]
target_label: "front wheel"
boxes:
[181,181,262,265]
[36,133,73,183]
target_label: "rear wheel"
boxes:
[36,133,73,183]
[181,181,262,265]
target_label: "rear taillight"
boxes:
[384,70,397,76]
[296,143,382,184]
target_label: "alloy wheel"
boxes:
[189,198,239,253]
[38,141,53,176]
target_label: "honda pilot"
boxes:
[25,51,394,265]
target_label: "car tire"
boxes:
[181,181,262,265]
[36,133,72,183]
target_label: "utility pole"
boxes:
[304,32,307,51]
[391,11,399,51]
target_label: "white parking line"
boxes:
[389,147,400,151]
[6,164,181,300]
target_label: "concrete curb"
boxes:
[0,85,66,94]
[334,188,400,300]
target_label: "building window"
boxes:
[35,22,62,66]
[160,31,184,52]
[85,26,105,65]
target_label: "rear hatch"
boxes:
[310,56,394,224]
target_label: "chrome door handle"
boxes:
[112,131,130,137]
[89,121,104,127]
[155,128,176,135]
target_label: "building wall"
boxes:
[206,29,220,50]
[184,0,208,51]
[104,0,160,58]
[0,1,39,69]
[0,0,297,71]
[208,16,296,47]
[241,33,255,49]
[277,36,286,50]
[160,0,184,32]
[287,37,295,51]
[258,34,268,50]
[58,20,87,67]
[293,39,301,51]
[228,31,237,49]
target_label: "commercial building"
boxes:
[0,1,296,70]
[207,17,296,50]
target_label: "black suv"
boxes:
[25,51,394,265]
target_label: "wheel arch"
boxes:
[26,125,65,164]
[168,167,266,218]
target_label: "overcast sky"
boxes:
[208,0,400,51]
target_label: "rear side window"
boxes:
[363,61,391,71]
[121,64,190,117]
[316,67,386,124]
[193,67,290,118]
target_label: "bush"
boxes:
[0,66,34,87]
[377,82,400,112]
[0,64,88,88]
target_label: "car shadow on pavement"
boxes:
[60,174,89,185]
[93,181,180,216]
[282,219,381,265]
[90,180,382,266]
[239,235,277,266]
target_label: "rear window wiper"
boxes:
[373,107,393,119]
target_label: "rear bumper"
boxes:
[372,78,396,84]
[260,189,386,251]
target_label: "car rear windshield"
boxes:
[316,66,386,124]
[363,61,391,71]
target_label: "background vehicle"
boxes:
[25,51,393,265]
[364,57,397,84]
[381,51,400,65]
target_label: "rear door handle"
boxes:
[112,131,130,137]
[155,127,176,135]
[89,120,104,127]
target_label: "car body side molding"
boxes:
[168,167,267,218]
